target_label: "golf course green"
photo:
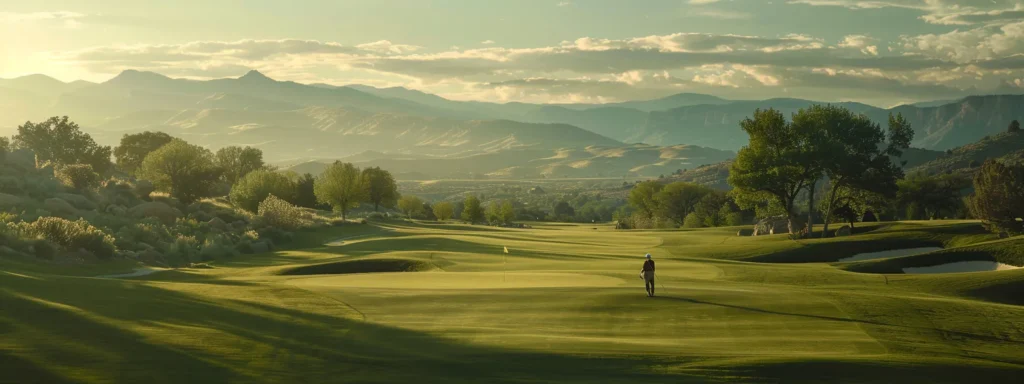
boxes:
[2,220,1023,383]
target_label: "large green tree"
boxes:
[313,162,366,220]
[461,195,484,223]
[433,201,455,221]
[293,173,321,209]
[362,167,398,212]
[216,146,266,185]
[628,181,664,219]
[137,139,221,204]
[897,173,970,220]
[728,109,817,233]
[114,131,174,173]
[968,160,1024,233]
[655,182,713,226]
[397,195,424,218]
[229,170,298,213]
[13,116,112,173]
[793,106,914,237]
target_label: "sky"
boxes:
[1,0,1023,107]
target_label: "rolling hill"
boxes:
[285,144,736,180]
[90,107,621,162]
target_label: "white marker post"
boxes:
[503,246,509,282]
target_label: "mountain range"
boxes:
[1,70,1022,179]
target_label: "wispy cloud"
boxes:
[0,11,86,28]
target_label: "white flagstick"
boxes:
[503,246,509,282]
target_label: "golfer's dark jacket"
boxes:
[642,260,655,272]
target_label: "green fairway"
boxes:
[3,220,1024,383]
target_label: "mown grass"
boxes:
[2,220,1023,383]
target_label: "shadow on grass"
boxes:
[0,273,707,384]
[748,222,992,264]
[314,236,610,261]
[658,296,1024,347]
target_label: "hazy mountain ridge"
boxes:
[286,143,735,180]
[90,106,621,162]
[2,70,1021,162]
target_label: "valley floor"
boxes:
[2,221,1024,383]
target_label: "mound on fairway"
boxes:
[289,271,626,289]
[279,258,437,276]
[839,247,942,263]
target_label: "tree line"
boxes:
[4,116,399,219]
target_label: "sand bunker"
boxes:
[839,247,941,262]
[289,271,625,289]
[903,261,1023,274]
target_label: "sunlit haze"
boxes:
[3,0,1024,106]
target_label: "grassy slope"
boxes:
[2,220,1023,383]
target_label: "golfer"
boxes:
[641,253,656,297]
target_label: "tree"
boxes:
[397,195,424,218]
[293,173,321,209]
[655,182,713,226]
[794,106,914,237]
[694,191,729,227]
[313,162,366,220]
[229,170,298,213]
[968,160,1024,233]
[1009,120,1021,133]
[461,195,484,223]
[13,116,112,173]
[486,201,502,224]
[553,201,575,219]
[216,146,266,185]
[728,109,816,234]
[137,139,221,204]
[421,202,437,220]
[500,200,516,224]
[0,136,9,162]
[114,131,173,173]
[897,173,970,220]
[54,164,100,191]
[362,167,398,212]
[433,201,455,221]
[628,181,664,218]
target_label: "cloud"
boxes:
[901,20,1024,63]
[0,11,86,28]
[787,0,1024,26]
[557,1,573,6]
[51,26,1024,107]
[688,0,721,4]
[481,40,496,45]
[838,35,879,55]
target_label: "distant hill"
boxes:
[91,107,621,162]
[909,131,1024,176]
[664,161,734,191]
[285,144,735,180]
[3,70,1022,158]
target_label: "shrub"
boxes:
[200,233,237,261]
[683,212,704,228]
[164,235,200,267]
[54,164,100,190]
[32,239,58,260]
[0,176,23,195]
[29,217,116,259]
[229,170,297,213]
[258,194,303,230]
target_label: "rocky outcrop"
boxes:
[835,225,852,237]
[753,216,789,236]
